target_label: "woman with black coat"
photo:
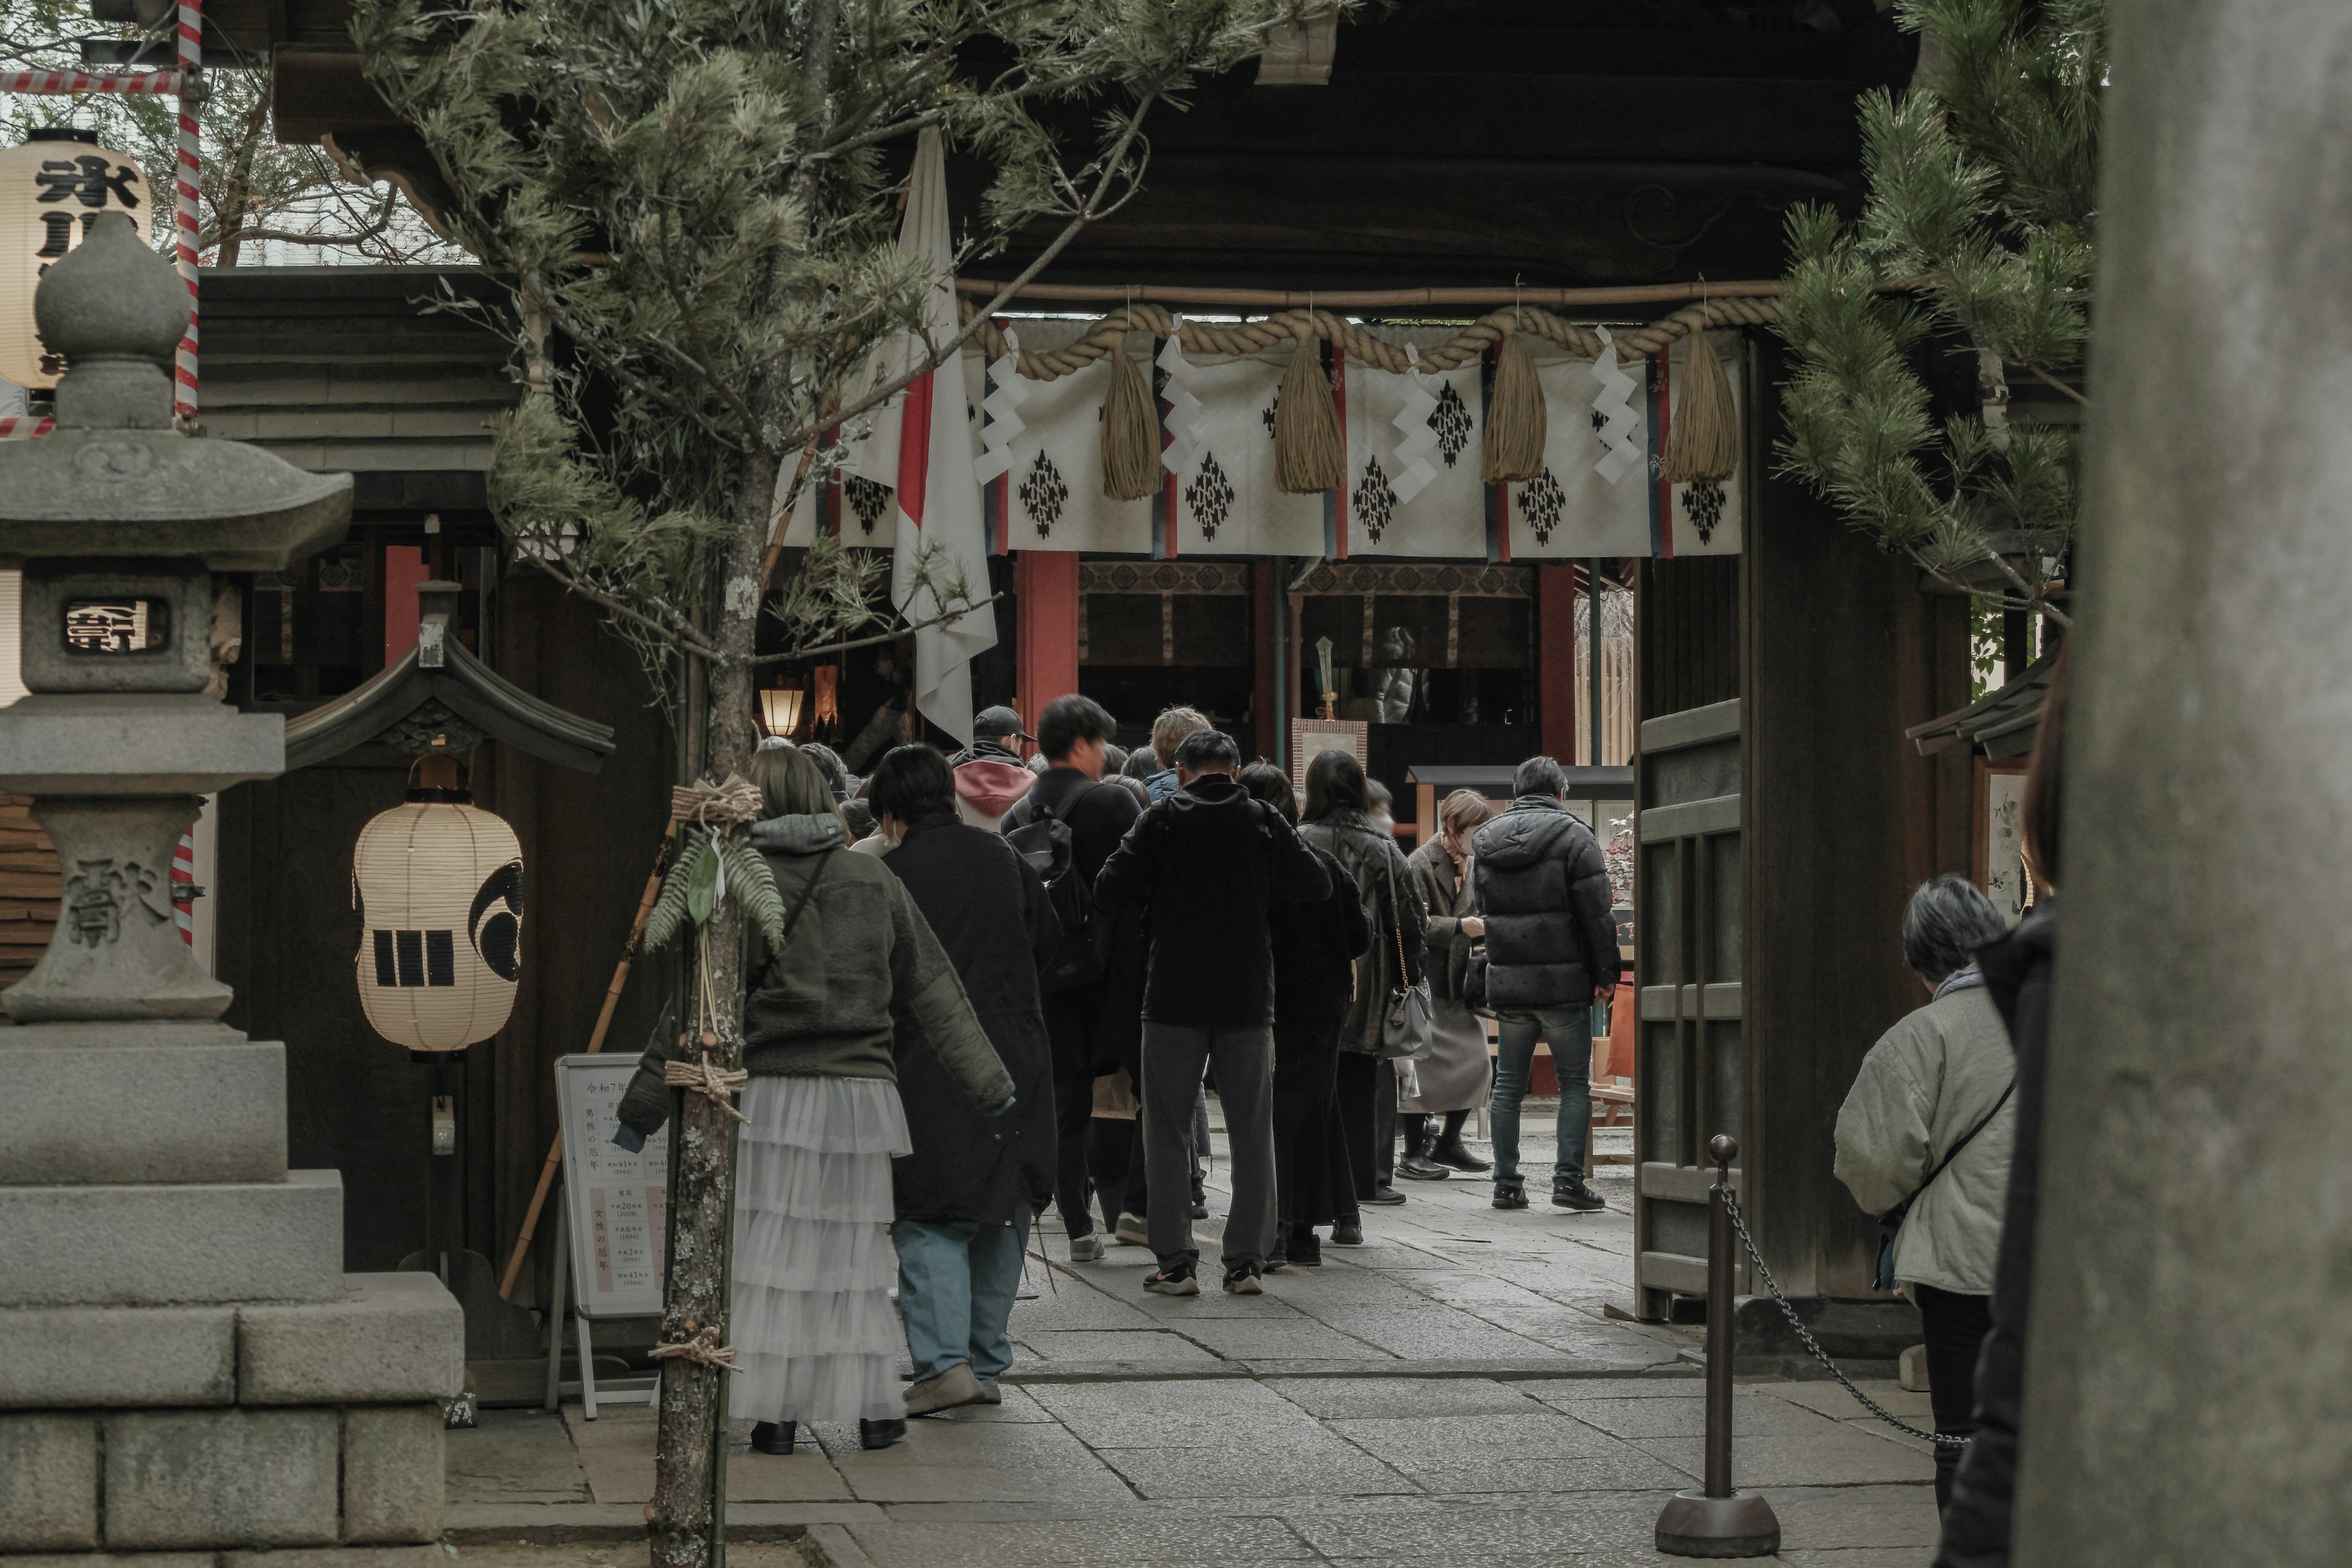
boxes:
[1240,763,1370,1267]
[1297,750,1428,1209]
[868,745,1060,1418]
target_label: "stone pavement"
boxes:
[448,1112,1940,1566]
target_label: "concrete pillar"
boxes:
[2017,5,2352,1561]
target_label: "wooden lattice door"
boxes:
[1633,698,1746,1319]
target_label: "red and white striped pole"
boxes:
[172,0,201,421]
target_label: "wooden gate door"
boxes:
[1633,697,1746,1319]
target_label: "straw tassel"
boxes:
[1099,334,1160,502]
[1481,330,1547,483]
[1273,320,1345,494]
[1664,318,1740,484]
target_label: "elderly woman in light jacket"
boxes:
[1834,875,2015,1518]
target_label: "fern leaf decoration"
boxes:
[641,827,706,952]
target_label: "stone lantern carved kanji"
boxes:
[0,213,461,1556]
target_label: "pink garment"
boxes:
[953,759,1033,828]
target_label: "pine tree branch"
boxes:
[742,592,1005,668]
[519,551,727,662]
[2015,358,2090,407]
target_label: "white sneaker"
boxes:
[1069,1232,1106,1263]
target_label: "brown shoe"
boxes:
[905,1362,988,1416]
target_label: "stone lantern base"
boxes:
[0,1024,462,1555]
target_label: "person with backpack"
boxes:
[1002,695,1144,1262]
[1095,727,1332,1296]
[1835,875,2016,1517]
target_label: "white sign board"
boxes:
[554,1054,671,1319]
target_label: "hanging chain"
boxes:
[1716,1184,1973,1449]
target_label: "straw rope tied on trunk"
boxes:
[1274,314,1346,493]
[1099,335,1160,502]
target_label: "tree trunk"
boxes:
[645,450,776,1568]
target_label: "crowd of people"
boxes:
[617,692,1624,1453]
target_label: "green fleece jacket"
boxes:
[616,812,1012,1139]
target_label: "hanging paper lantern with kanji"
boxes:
[0,129,154,390]
[352,758,525,1051]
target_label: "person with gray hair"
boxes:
[1834,873,2017,1517]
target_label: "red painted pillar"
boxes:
[384,545,431,665]
[1253,561,1280,763]
[1016,551,1081,734]
[1536,562,1581,764]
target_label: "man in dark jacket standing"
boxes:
[869,745,1060,1415]
[1095,728,1330,1295]
[1002,694,1142,1261]
[1471,756,1621,1213]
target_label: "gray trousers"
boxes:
[1142,1020,1276,1271]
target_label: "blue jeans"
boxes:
[891,1213,1030,1384]
[1490,1006,1593,1183]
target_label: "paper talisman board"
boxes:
[554,1054,671,1319]
[1289,718,1369,796]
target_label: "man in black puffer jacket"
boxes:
[1471,755,1621,1213]
[1095,728,1330,1295]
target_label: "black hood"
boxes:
[1159,773,1272,834]
[1472,796,1585,870]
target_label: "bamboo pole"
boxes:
[496,817,680,1302]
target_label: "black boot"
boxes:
[749,1420,796,1455]
[1551,1173,1605,1212]
[1492,1175,1529,1210]
[859,1417,908,1450]
[1396,1114,1450,1181]
[1428,1110,1492,1173]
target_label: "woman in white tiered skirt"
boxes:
[616,741,1012,1452]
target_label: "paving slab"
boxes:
[447,1410,589,1505]
[1328,1411,1646,1462]
[1015,1330,1223,1363]
[1093,1438,1419,1500]
[1562,1393,1845,1439]
[435,1120,1934,1563]
[1634,1431,1936,1488]
[1269,1377,1552,1419]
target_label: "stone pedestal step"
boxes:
[0,1025,287,1184]
[0,1169,344,1307]
[0,1273,464,1409]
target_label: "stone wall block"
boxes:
[339,1405,444,1544]
[0,1412,99,1550]
[0,1306,235,1408]
[7,1556,217,1568]
[0,1170,342,1308]
[239,1273,464,1404]
[102,1409,339,1549]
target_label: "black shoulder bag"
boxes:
[1874,1077,2015,1292]
[753,850,834,987]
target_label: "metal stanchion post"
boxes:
[1656,1134,1781,1558]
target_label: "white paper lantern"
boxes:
[0,130,156,390]
[352,785,525,1051]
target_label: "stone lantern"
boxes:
[0,214,461,1557]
